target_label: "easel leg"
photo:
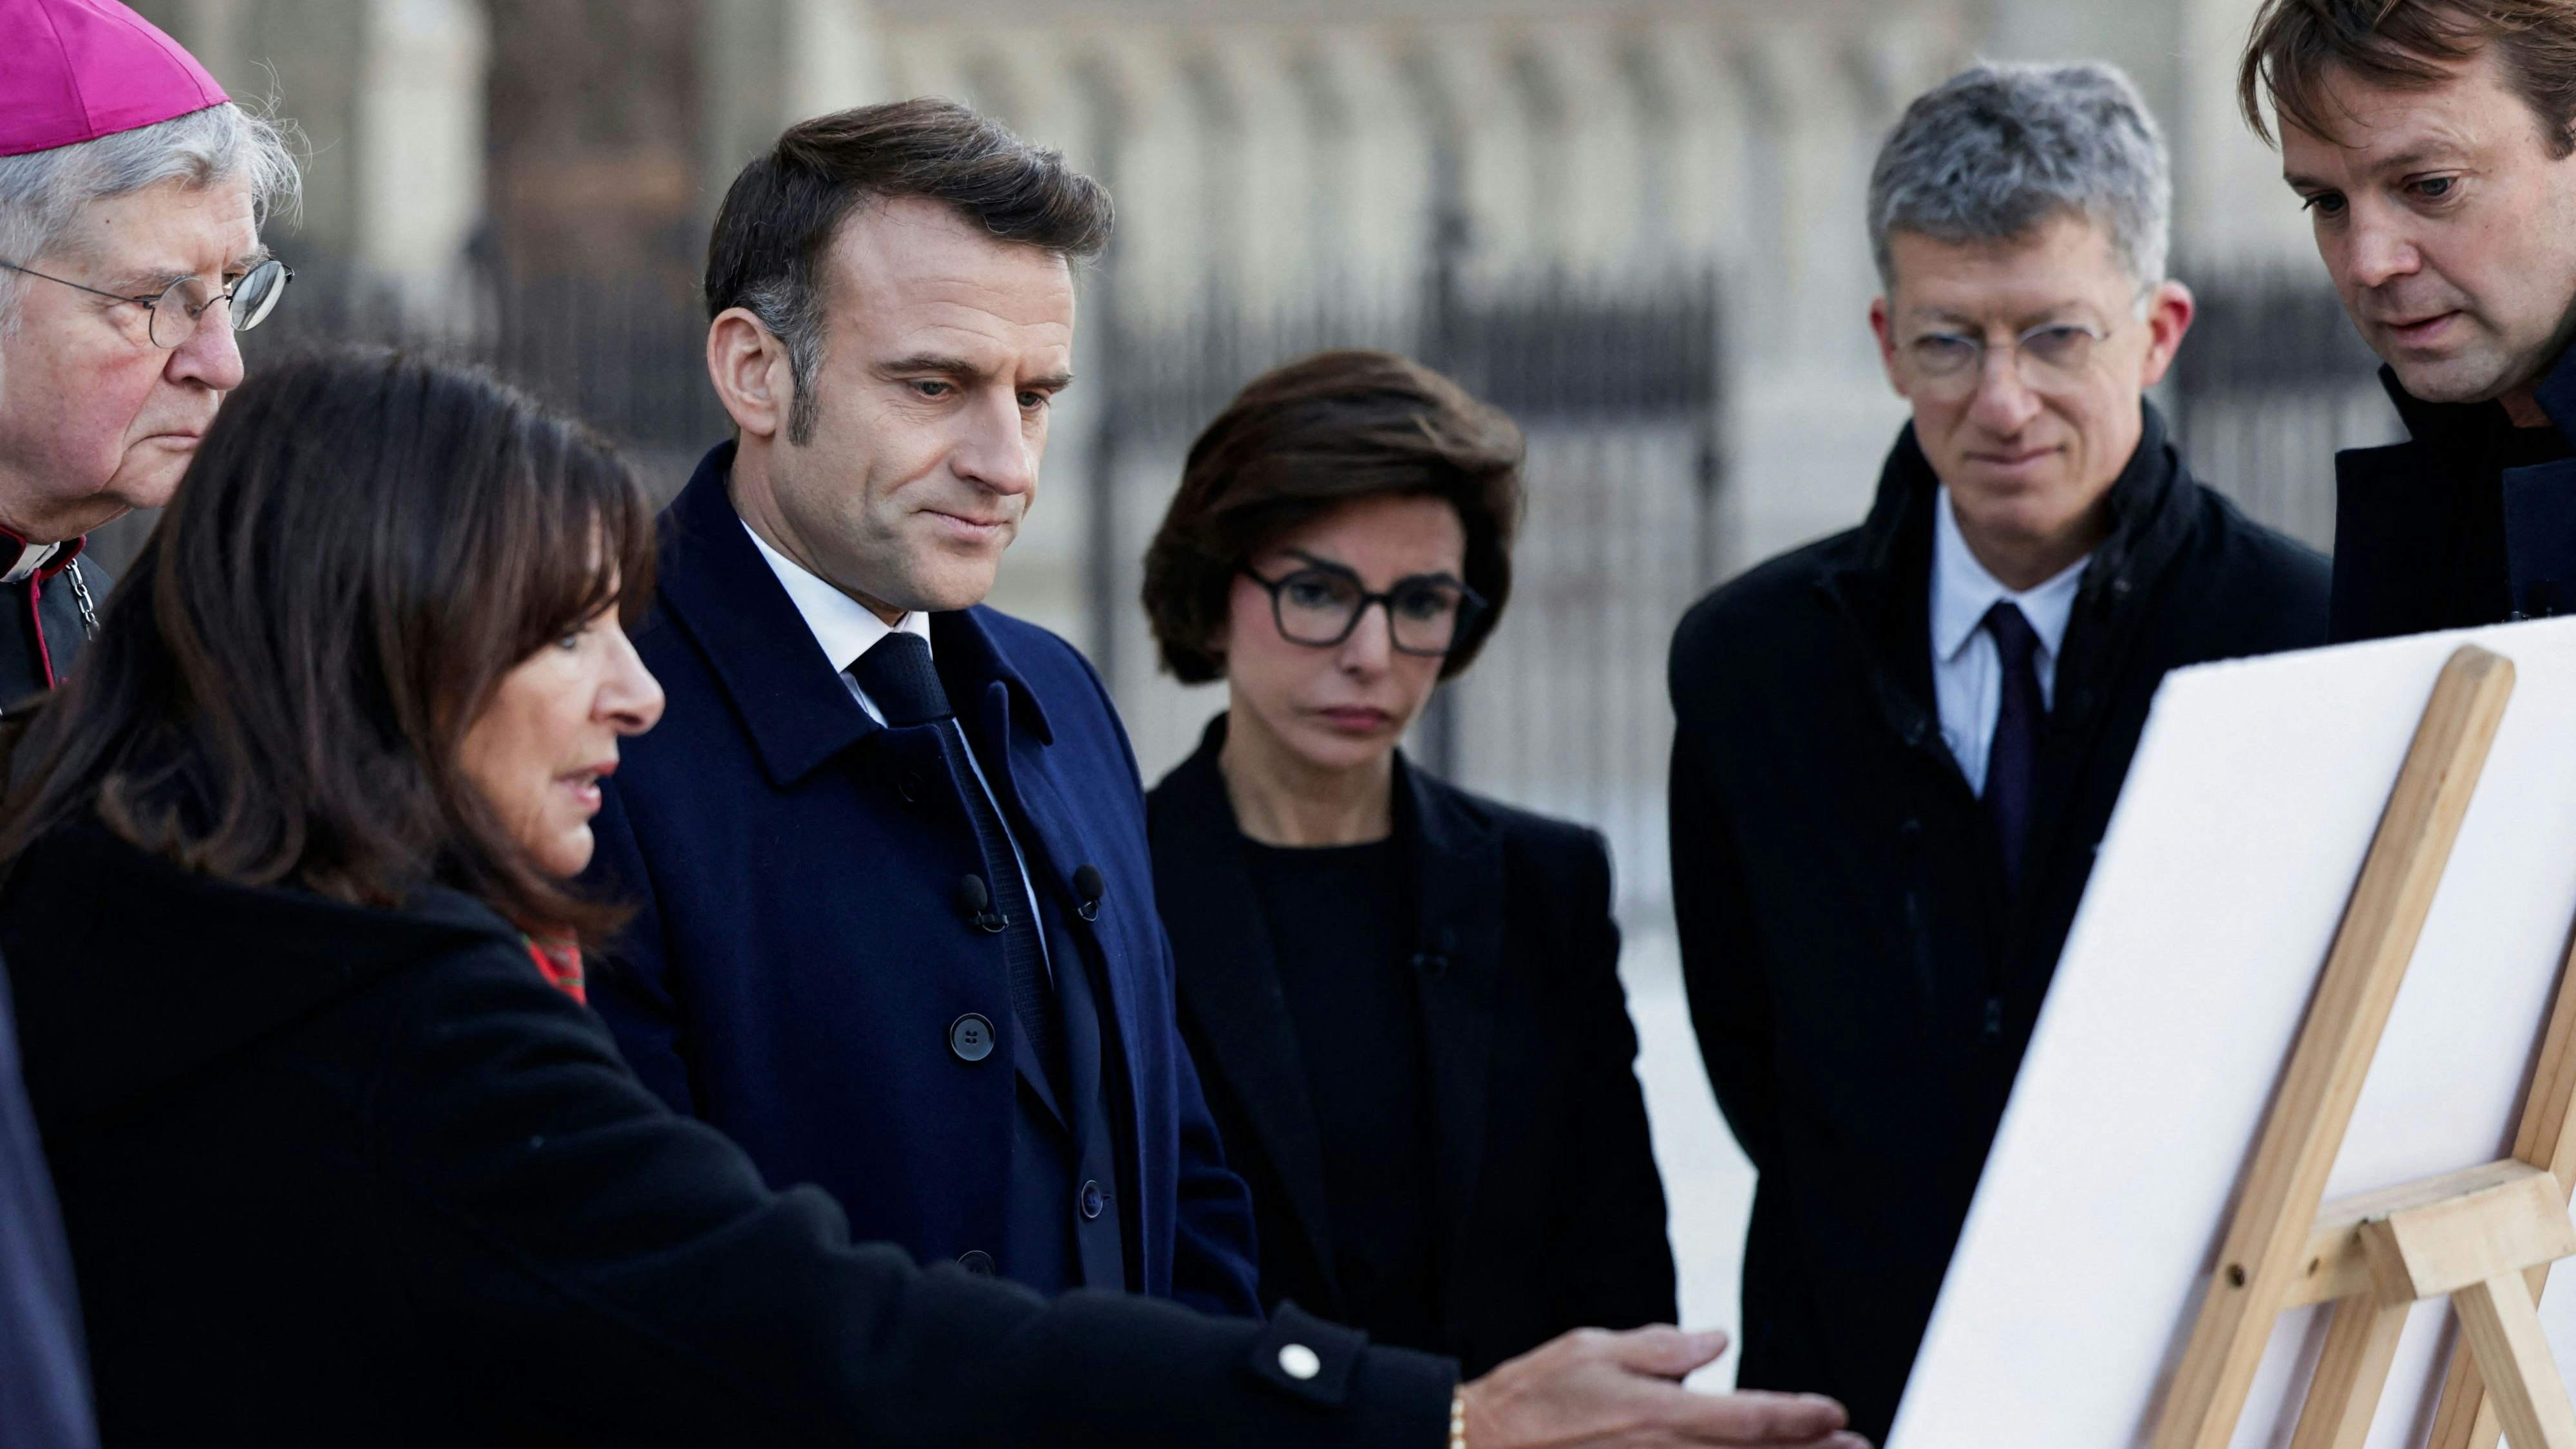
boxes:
[2291,1298,2412,1449]
[2455,1273,2576,1449]
[2427,1262,2552,1449]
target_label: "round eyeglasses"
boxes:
[0,255,293,348]
[1898,319,2112,400]
[1240,560,1488,658]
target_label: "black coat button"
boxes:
[948,1012,996,1063]
[958,1250,996,1276]
[898,771,925,804]
[1078,1180,1105,1220]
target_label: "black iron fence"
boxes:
[2168,260,2400,549]
[86,259,721,578]
[1084,270,1725,923]
[74,249,2386,925]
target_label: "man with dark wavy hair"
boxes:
[2242,0,2576,637]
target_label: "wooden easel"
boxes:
[2150,645,2576,1449]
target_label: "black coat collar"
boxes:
[1150,714,1504,1320]
[2374,336,2576,448]
[4,825,519,1132]
[1819,402,2189,920]
[1837,399,2188,612]
[2331,357,2576,639]
[652,442,1054,790]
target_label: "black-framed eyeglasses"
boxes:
[1240,554,1488,657]
[0,255,292,348]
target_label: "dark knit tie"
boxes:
[851,632,1065,1092]
[1982,601,2045,887]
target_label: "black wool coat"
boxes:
[2329,347,2576,643]
[1149,717,1676,1378]
[1,826,1455,1448]
[1667,405,2329,1441]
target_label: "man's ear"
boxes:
[1870,294,1909,399]
[2134,279,2197,392]
[707,308,791,440]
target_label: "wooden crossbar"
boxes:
[2150,645,2521,1449]
[2429,916,2576,1449]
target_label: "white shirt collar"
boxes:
[1929,486,2090,666]
[741,519,931,674]
[1,542,61,586]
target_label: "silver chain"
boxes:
[64,557,98,639]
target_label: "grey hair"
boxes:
[1868,61,2171,296]
[0,102,303,328]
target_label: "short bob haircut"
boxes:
[1142,349,1525,685]
[0,348,656,947]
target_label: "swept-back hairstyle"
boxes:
[0,348,656,943]
[1142,349,1525,685]
[2240,0,2576,156]
[705,97,1112,445]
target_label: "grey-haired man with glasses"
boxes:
[1665,61,2329,1441]
[0,14,298,710]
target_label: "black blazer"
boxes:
[1667,404,2329,1439]
[0,826,1452,1448]
[1148,717,1676,1377]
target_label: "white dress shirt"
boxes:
[744,521,932,723]
[1929,488,2089,799]
[745,520,1053,982]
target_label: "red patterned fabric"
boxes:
[524,938,583,1005]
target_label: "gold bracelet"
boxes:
[1449,1388,1468,1449]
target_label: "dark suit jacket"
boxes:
[2331,350,2576,642]
[1669,404,2329,1440]
[585,443,1260,1317]
[3,825,1454,1447]
[1149,717,1675,1376]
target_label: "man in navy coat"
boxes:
[583,98,1260,1314]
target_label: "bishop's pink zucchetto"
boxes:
[0,0,229,159]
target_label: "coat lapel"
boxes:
[650,444,883,787]
[1397,753,1504,1303]
[1151,719,1342,1310]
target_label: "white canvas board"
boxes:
[1888,618,2576,1449]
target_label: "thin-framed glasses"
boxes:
[1240,555,1488,658]
[1899,318,2112,399]
[0,256,292,348]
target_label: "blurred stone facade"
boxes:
[109,0,2390,1367]
[128,0,2331,629]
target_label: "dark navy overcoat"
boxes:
[584,444,1260,1317]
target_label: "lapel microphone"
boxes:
[1072,864,1104,922]
[958,874,1008,934]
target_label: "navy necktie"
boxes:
[1982,600,2045,887]
[851,631,1066,1092]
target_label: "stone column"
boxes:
[355,0,488,318]
[701,0,886,207]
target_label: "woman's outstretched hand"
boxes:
[1457,1326,1868,1449]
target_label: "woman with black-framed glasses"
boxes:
[1139,350,1678,1376]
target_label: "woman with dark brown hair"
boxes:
[0,348,1851,1449]
[1141,350,1680,1376]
